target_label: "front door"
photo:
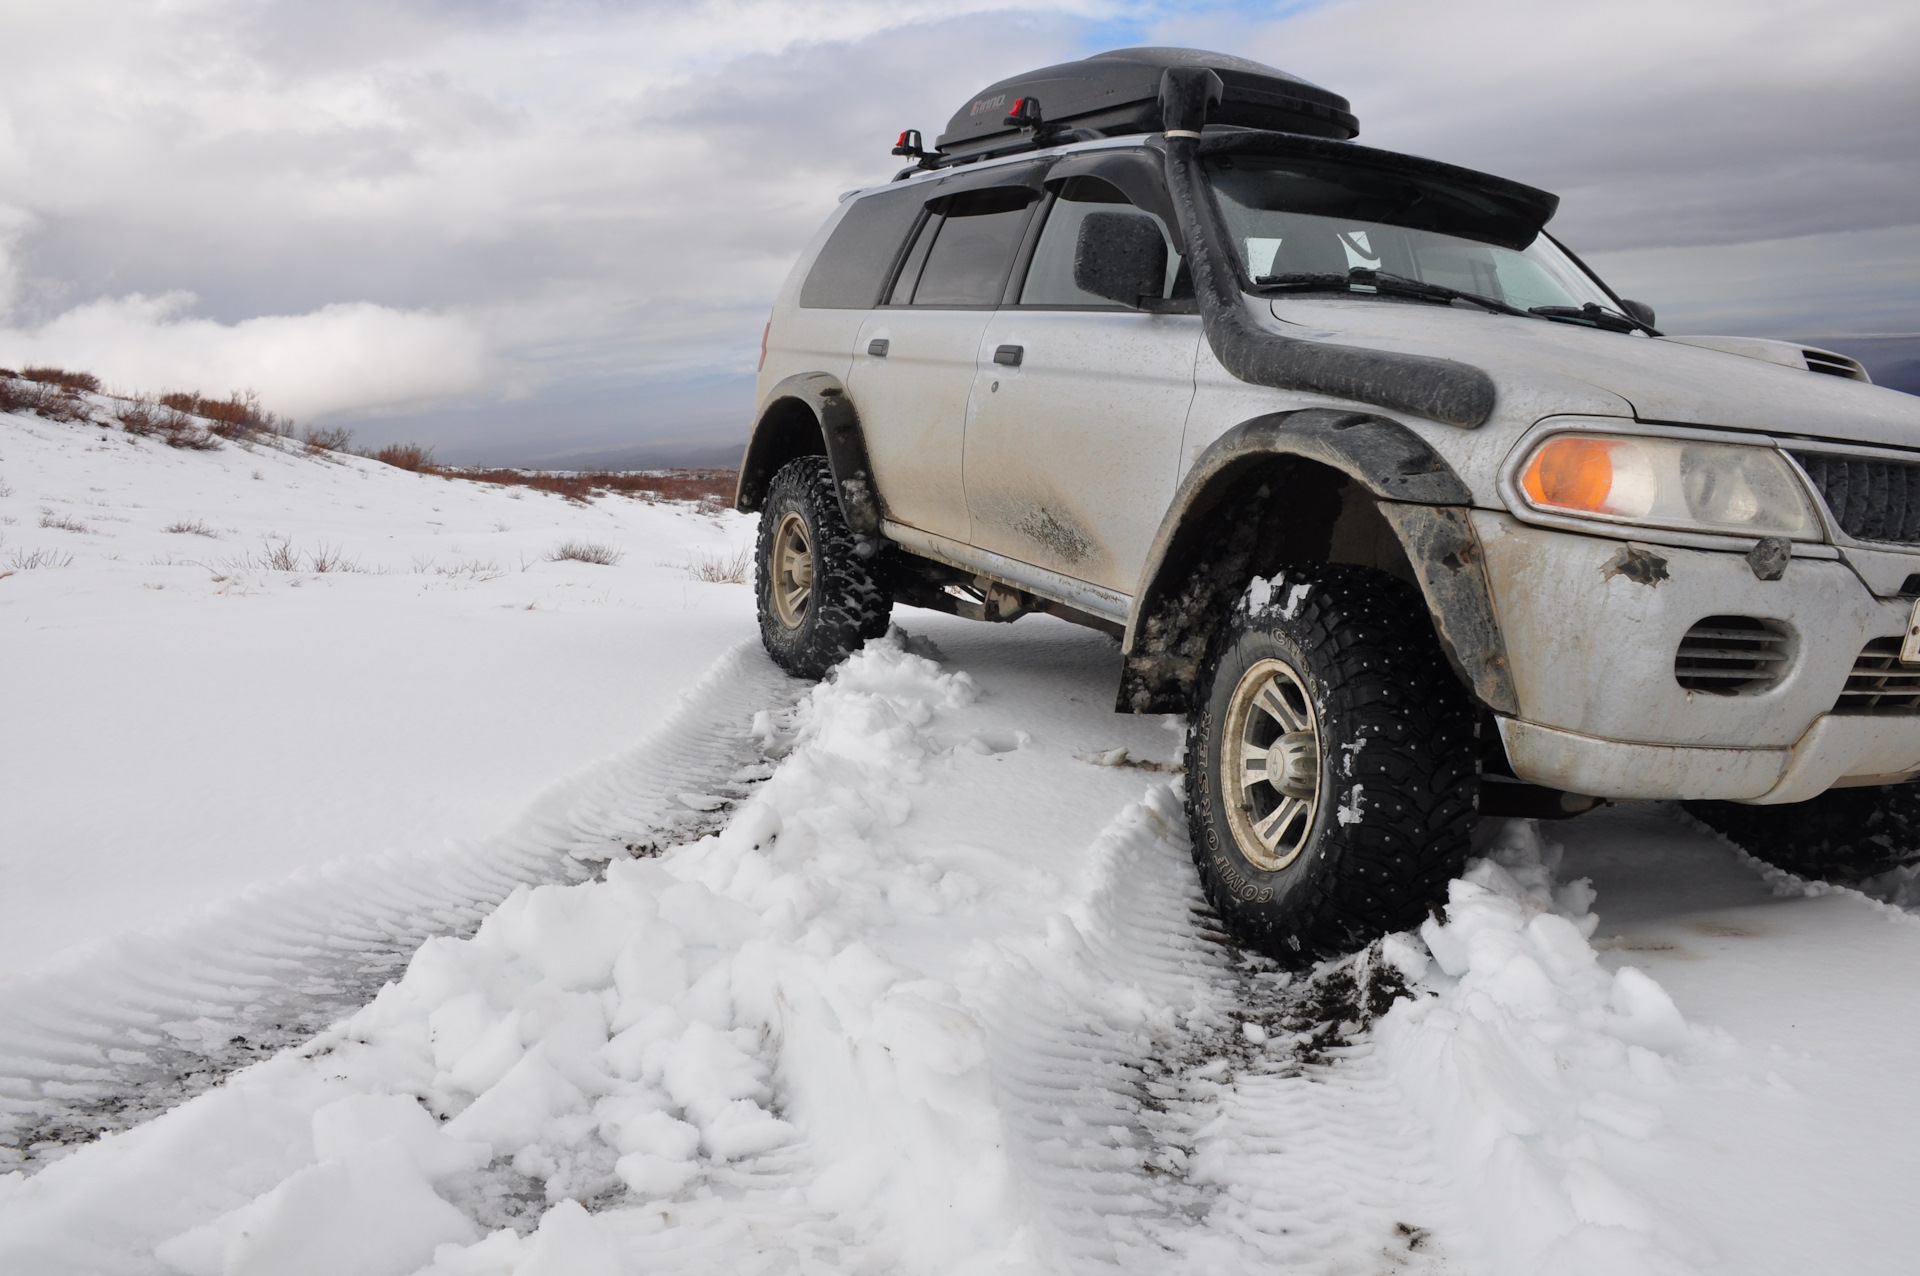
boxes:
[848,179,1042,544]
[963,179,1201,595]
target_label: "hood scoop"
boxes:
[1658,334,1872,384]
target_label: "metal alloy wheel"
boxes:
[769,511,815,630]
[1222,657,1323,871]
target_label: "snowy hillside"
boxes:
[3,382,1920,1276]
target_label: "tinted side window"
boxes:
[1020,177,1182,307]
[799,186,925,309]
[908,187,1037,308]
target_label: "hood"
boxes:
[1269,296,1920,451]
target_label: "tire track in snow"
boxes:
[0,642,804,1173]
[982,784,1471,1273]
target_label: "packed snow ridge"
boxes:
[6,396,1920,1274]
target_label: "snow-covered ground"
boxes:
[4,396,1918,1275]
[0,404,758,974]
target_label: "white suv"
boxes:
[736,47,1920,962]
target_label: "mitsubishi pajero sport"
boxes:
[735,48,1920,963]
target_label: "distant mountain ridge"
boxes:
[511,440,747,471]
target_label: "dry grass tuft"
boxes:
[307,543,359,573]
[7,547,74,570]
[686,545,751,583]
[547,540,624,566]
[261,539,301,571]
[163,519,217,537]
[39,511,90,533]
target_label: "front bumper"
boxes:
[1473,510,1920,802]
[1498,715,1920,803]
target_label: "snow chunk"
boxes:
[1335,783,1365,827]
[1380,818,1705,1275]
[156,1135,478,1276]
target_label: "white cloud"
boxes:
[1587,224,1920,337]
[0,294,487,420]
[0,0,1915,458]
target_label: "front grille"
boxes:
[1790,452,1920,545]
[1834,638,1920,714]
[1674,616,1790,694]
[1802,349,1869,381]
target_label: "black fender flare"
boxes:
[1118,407,1518,715]
[733,371,884,538]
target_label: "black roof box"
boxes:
[935,47,1357,158]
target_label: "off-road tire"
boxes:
[756,456,892,679]
[1684,785,1920,883]
[1187,564,1479,966]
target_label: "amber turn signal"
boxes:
[1520,436,1622,514]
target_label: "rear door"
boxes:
[849,168,1044,543]
[963,162,1201,594]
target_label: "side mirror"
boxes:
[1074,211,1167,308]
[1619,298,1656,328]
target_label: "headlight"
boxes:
[1516,433,1820,539]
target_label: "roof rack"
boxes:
[894,47,1356,173]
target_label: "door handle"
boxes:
[867,338,890,357]
[992,344,1023,367]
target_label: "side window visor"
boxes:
[893,185,1041,308]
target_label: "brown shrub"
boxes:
[0,376,36,415]
[373,442,436,471]
[22,367,101,394]
[439,467,737,506]
[32,387,88,423]
[157,389,291,441]
[301,425,355,453]
[0,377,88,422]
[162,410,221,451]
[118,400,162,436]
[39,511,90,533]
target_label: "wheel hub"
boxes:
[1222,658,1323,872]
[770,511,814,629]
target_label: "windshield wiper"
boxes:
[1528,302,1658,336]
[1255,267,1530,318]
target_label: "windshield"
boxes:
[1205,155,1616,313]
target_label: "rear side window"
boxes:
[798,186,925,310]
[901,187,1039,308]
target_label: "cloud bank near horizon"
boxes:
[2,0,1916,462]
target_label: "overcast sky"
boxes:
[1,0,1916,463]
